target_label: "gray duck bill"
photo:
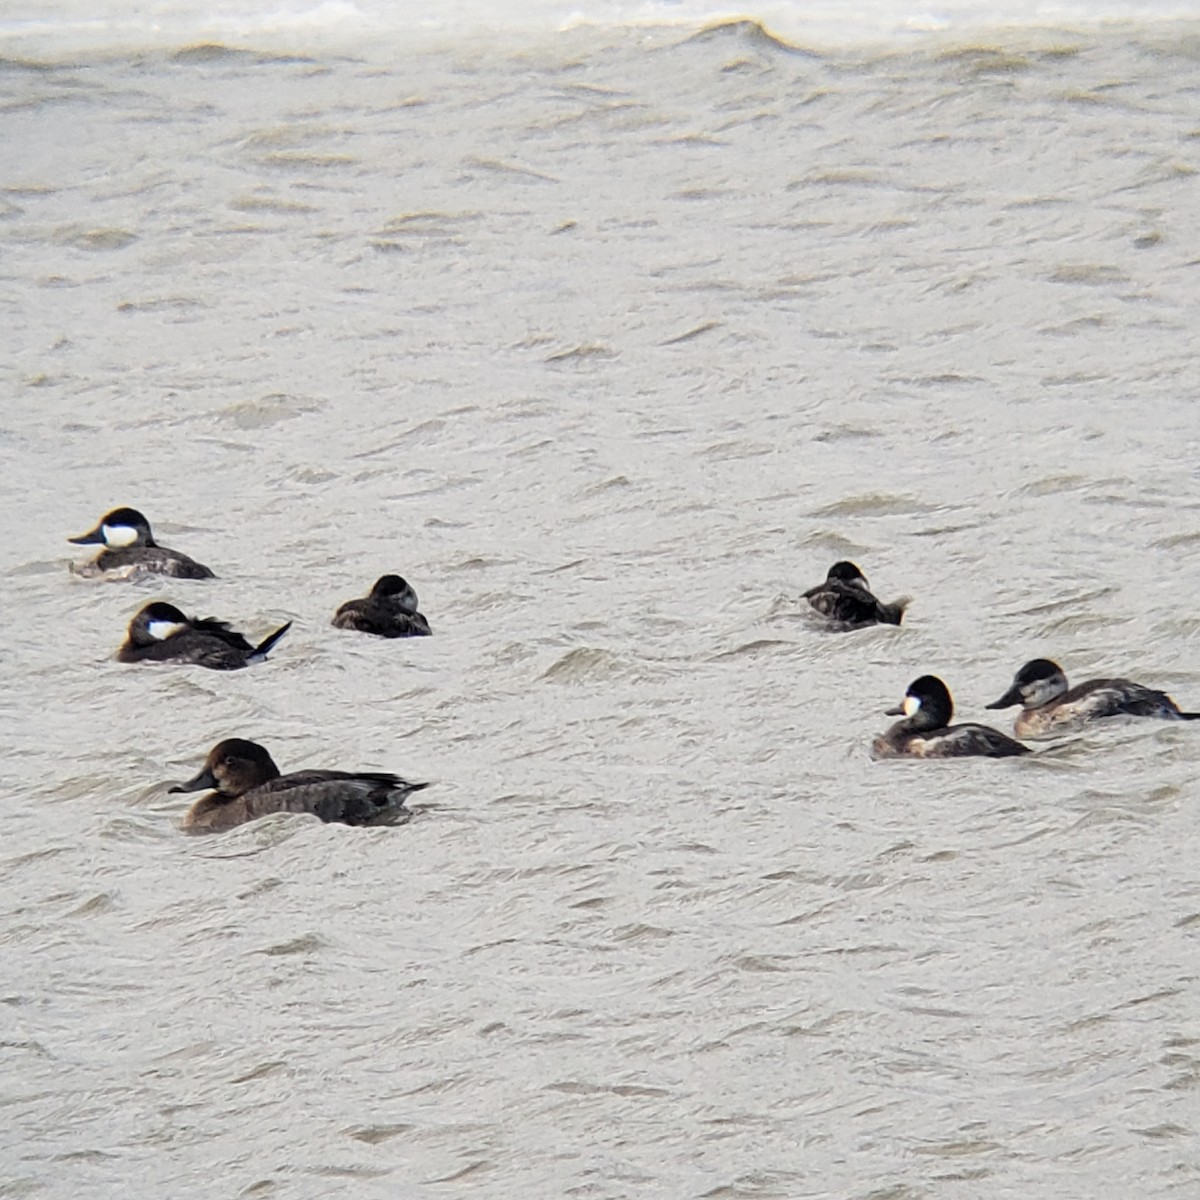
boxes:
[170,766,218,793]
[68,524,105,545]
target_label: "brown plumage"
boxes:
[170,738,428,834]
[332,574,431,638]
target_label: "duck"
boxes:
[170,738,429,833]
[986,658,1200,738]
[332,574,432,638]
[804,561,909,627]
[117,601,291,670]
[872,675,1030,759]
[69,507,215,580]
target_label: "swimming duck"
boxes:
[171,738,428,833]
[118,601,291,670]
[872,675,1030,759]
[804,561,909,627]
[332,575,432,638]
[986,658,1200,738]
[69,507,215,580]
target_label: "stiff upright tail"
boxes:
[249,621,293,664]
[879,596,912,626]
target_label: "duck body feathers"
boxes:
[873,721,1031,759]
[182,770,428,833]
[77,545,215,581]
[332,601,431,638]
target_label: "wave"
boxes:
[4,0,1200,57]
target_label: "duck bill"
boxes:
[884,703,905,716]
[985,685,1022,710]
[169,765,218,794]
[68,523,104,545]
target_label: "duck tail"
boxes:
[395,780,431,804]
[248,621,293,664]
[879,596,912,626]
[367,779,430,826]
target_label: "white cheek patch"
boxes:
[903,694,921,717]
[147,620,187,641]
[102,523,139,548]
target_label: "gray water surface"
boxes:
[3,22,1200,1199]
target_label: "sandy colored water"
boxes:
[3,21,1200,1199]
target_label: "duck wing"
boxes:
[1069,678,1187,719]
[332,602,431,638]
[190,616,255,651]
[245,771,429,825]
[332,600,384,635]
[928,723,1031,758]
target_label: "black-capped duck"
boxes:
[986,657,1200,739]
[118,601,291,670]
[804,561,909,627]
[69,507,215,580]
[171,738,429,833]
[873,675,1030,759]
[332,575,432,638]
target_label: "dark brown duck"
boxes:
[171,738,429,833]
[333,574,432,638]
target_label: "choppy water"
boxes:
[3,14,1200,1200]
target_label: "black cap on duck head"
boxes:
[827,561,866,585]
[371,574,410,597]
[69,507,154,548]
[1013,658,1063,686]
[141,601,189,623]
[371,574,419,613]
[986,658,1065,709]
[885,674,953,722]
[170,738,281,796]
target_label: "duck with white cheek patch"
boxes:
[117,601,291,670]
[872,675,1031,759]
[69,507,215,580]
